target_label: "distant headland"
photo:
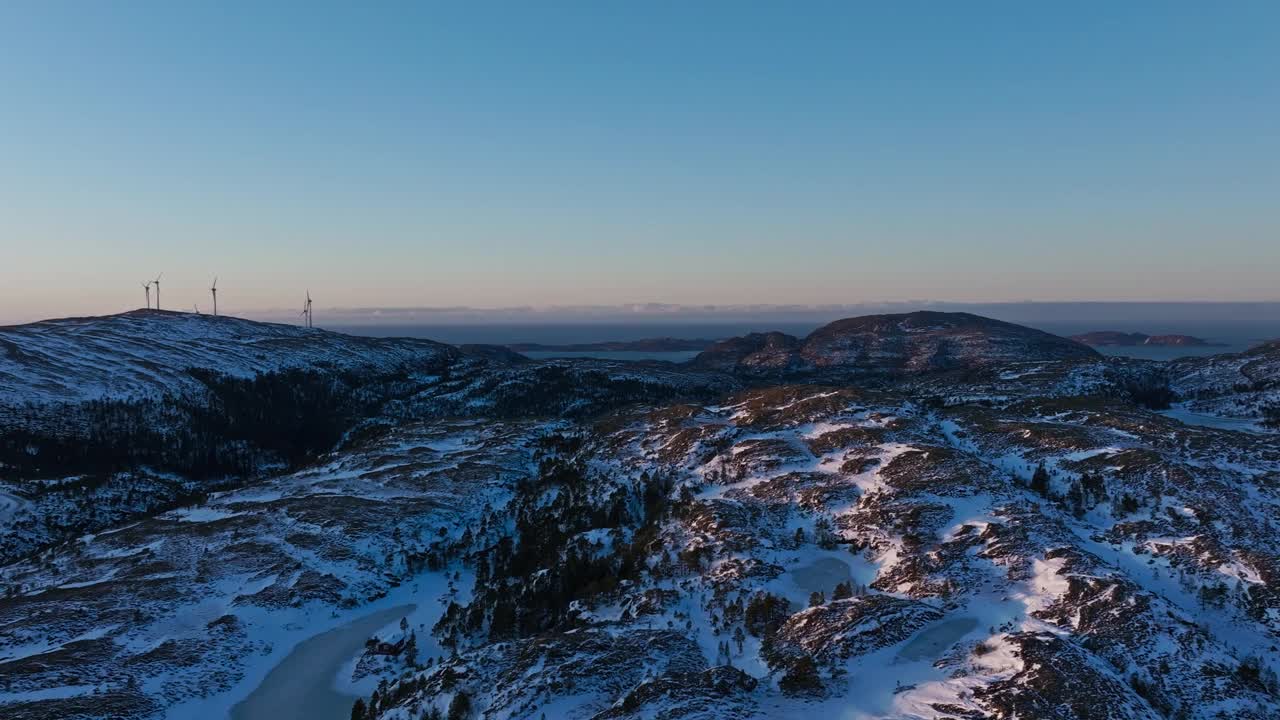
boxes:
[1069,331,1224,348]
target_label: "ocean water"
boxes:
[330,319,1277,363]
[520,350,702,362]
[328,322,820,346]
[1033,322,1270,361]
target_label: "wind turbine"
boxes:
[142,281,152,309]
[210,276,218,316]
[153,273,163,310]
[301,290,314,328]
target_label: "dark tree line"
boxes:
[0,365,428,562]
[434,433,678,644]
[0,366,416,482]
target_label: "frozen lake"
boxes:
[894,617,980,663]
[230,604,414,720]
[1160,406,1268,434]
[789,556,855,596]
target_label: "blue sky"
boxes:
[1,2,1277,322]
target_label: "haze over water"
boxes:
[329,302,1280,361]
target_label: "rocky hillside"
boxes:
[0,312,734,564]
[1167,340,1280,423]
[693,311,1099,379]
[4,374,1277,719]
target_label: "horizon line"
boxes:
[8,299,1280,331]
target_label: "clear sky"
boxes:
[1,2,1277,323]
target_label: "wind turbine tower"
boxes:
[153,273,163,311]
[301,290,314,328]
[142,281,151,309]
[210,277,218,316]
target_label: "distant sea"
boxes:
[330,319,1277,363]
[1034,322,1269,361]
[519,350,703,362]
[328,322,821,346]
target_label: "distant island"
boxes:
[506,337,716,352]
[1070,331,1223,347]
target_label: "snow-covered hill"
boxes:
[0,310,458,406]
[1168,339,1280,422]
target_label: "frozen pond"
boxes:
[1160,406,1267,434]
[231,604,414,720]
[789,556,854,596]
[894,617,979,663]
[0,491,26,522]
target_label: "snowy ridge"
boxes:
[0,310,457,406]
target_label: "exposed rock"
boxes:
[595,666,758,719]
[765,595,943,666]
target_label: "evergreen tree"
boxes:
[404,631,418,665]
[779,654,823,695]
[1067,481,1085,517]
[1119,493,1140,516]
[832,581,852,600]
[1030,463,1051,496]
[744,592,790,638]
[447,691,472,720]
[821,520,839,549]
